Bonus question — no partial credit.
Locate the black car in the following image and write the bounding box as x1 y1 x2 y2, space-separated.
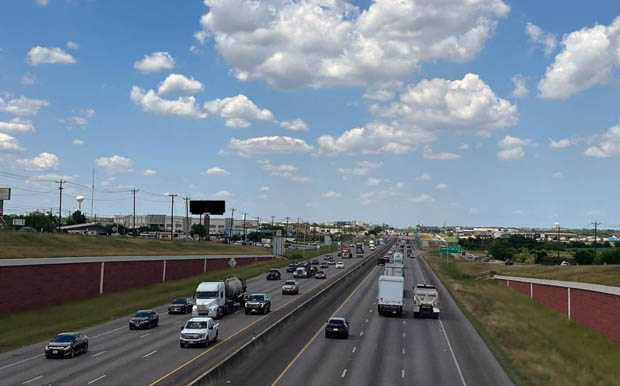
168 298 192 314
266 269 282 280
315 270 326 279
308 266 318 276
311 259 320 265
286 264 297 273
129 310 159 329
45 332 88 358
320 262 329 268
245 293 271 314
325 317 349 339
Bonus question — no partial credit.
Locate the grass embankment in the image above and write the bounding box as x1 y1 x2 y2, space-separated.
425 251 620 386
284 243 340 261
0 232 269 259
0 258 289 354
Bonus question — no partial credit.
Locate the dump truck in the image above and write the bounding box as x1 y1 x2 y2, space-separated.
413 284 440 319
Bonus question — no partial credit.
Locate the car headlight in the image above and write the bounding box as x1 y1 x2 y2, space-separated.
192 305 197 311
45 345 49 350
210 306 218 310
260 302 265 307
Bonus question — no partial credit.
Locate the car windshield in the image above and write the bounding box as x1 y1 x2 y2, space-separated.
172 298 186 304
53 334 75 342
135 312 151 317
317 271 325 274
248 295 265 301
285 281 296 285
185 321 208 329
196 291 218 299
329 320 345 326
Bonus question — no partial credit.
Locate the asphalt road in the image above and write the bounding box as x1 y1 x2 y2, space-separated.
0 250 372 386
216 243 513 386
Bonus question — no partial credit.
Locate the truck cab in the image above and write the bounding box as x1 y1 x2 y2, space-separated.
193 282 225 318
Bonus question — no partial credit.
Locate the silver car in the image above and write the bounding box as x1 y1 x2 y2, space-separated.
282 280 299 295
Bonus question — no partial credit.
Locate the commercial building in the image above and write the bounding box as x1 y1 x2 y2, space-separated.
113 215 258 235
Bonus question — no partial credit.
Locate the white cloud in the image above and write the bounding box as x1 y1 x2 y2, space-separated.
204 94 274 128
365 177 381 186
195 0 509 89
257 193 268 199
66 41 79 50
0 118 35 133
538 17 620 99
548 138 571 149
552 171 563 179
319 121 435 155
525 22 557 55
338 160 384 176
511 74 529 98
203 166 230 176
214 190 233 198
144 169 157 176
134 51 175 73
584 121 620 158
36 0 49 6
157 73 204 96
376 73 518 136
15 152 59 170
228 136 313 156
259 160 297 177
280 119 308 131
0 133 23 151
323 191 342 198
423 146 460 160
60 108 95 129
418 173 431 181
409 193 434 203
497 135 533 160
459 143 470 150
360 191 376 205
72 139 85 145
290 176 311 183
95 155 134 174
363 81 403 101
27 46 76 65
0 95 49 116
258 186 269 192
435 183 448 191
21 74 37 85
130 86 206 119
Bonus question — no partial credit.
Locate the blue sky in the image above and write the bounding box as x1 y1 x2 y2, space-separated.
1 0 619 228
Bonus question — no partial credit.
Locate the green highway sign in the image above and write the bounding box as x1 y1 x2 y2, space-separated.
440 245 462 254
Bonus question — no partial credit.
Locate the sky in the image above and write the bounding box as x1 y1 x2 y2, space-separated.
1 0 619 229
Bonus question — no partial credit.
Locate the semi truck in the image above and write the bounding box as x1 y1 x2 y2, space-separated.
413 284 440 319
383 263 404 277
377 275 404 317
192 276 247 319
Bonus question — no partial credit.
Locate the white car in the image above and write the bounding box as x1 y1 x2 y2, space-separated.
335 262 345 269
179 317 219 348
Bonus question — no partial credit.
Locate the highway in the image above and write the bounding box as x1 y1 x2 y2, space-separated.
0 248 375 386
210 243 513 386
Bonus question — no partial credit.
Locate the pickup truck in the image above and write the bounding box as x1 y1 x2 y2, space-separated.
179 317 219 347
413 284 440 319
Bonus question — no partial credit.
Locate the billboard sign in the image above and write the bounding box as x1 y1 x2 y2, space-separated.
190 200 225 215
0 188 10 200
13 218 25 226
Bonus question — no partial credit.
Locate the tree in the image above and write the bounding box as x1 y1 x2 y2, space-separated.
191 224 206 238
596 249 620 265
247 232 262 243
66 210 87 226
574 249 595 265
368 226 383 235
25 211 57 232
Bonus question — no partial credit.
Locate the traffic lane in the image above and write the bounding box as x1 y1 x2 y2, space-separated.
276 265 383 386
1 254 353 385
416 256 513 386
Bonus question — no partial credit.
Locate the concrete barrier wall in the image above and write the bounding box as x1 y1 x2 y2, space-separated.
0 255 274 316
495 275 620 345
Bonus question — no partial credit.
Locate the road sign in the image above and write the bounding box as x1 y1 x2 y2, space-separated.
228 257 237 268
440 245 462 254
0 188 10 200
13 218 25 226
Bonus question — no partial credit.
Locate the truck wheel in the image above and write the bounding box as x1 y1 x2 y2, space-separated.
245 309 249 315
413 312 418 318
213 331 218 342
433 313 439 320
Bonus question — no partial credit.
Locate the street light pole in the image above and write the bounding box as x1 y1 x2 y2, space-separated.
554 221 560 264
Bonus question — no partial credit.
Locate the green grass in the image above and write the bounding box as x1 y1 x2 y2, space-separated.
0 257 288 353
0 232 270 259
426 251 620 386
284 243 340 261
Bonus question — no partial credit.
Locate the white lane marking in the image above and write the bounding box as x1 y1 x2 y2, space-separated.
90 326 126 339
402 348 405 355
352 346 356 353
341 369 348 378
402 370 405 379
402 332 405 338
175 320 184 324
22 375 43 384
359 331 364 336
88 374 106 384
139 333 150 338
365 319 368 323
403 320 406 325
439 318 467 386
143 350 157 358
0 354 43 371
91 351 107 358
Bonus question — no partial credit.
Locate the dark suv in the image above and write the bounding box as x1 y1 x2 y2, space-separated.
311 259 320 265
266 269 282 280
245 293 271 314
45 332 88 358
325 317 350 339
168 298 192 314
286 264 297 273
129 310 159 329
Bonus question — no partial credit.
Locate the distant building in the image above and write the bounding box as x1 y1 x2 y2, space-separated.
60 222 109 236
113 215 258 235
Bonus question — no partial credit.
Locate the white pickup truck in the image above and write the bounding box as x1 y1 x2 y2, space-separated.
179 317 219 347
377 275 404 317
413 284 440 319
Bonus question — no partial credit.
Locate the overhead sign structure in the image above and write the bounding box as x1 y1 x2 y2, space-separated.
0 188 11 201
190 200 225 215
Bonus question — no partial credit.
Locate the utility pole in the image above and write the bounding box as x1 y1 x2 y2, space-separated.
270 215 275 239
297 217 301 243
242 212 247 243
90 168 95 220
57 179 64 232
131 188 139 236
593 221 600 261
229 208 236 239
183 196 191 235
285 216 290 239
168 194 177 240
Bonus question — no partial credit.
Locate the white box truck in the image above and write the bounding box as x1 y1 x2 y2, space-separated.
192 276 247 319
383 263 404 277
377 275 404 317
392 251 404 264
413 284 440 319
